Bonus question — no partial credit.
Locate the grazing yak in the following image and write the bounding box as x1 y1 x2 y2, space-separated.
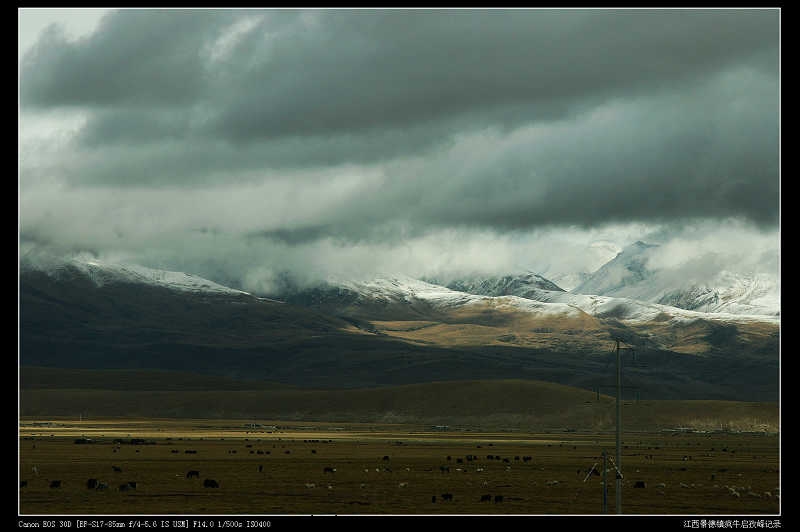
87 478 98 489
118 481 136 492
186 470 200 479
204 479 220 488
49 480 62 488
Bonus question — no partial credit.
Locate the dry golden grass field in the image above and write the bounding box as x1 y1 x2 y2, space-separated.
18 418 779 515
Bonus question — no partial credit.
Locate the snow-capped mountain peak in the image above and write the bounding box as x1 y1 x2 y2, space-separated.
571 241 779 318
573 241 658 296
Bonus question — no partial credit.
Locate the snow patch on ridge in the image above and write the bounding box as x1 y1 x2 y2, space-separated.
24 255 255 297
332 274 779 326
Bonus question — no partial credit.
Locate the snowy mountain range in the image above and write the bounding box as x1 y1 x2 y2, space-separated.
19 251 780 400
20 250 779 324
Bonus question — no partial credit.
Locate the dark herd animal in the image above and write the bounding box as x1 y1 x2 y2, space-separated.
118 482 137 492
27 436 570 506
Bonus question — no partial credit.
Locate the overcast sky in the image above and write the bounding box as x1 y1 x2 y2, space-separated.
18 8 780 293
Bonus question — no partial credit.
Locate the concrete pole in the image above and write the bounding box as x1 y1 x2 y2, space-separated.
602 450 608 514
616 339 622 514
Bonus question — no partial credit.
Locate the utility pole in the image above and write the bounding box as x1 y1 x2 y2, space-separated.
615 338 622 514
602 450 608 514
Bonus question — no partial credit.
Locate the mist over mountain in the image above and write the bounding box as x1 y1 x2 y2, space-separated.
571 241 779 317
574 241 658 296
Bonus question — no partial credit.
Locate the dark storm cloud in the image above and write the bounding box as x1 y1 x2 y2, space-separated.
305 67 779 237
19 8 779 243
20 9 237 107
22 9 778 140
207 9 778 142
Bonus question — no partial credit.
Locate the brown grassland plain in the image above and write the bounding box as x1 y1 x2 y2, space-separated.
19 419 779 515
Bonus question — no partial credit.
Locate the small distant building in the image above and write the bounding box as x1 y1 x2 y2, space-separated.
432 425 449 431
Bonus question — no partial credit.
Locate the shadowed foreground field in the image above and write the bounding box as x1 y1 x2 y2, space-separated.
19 419 779 515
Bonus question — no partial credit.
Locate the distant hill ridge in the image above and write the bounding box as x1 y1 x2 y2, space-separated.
19 368 778 432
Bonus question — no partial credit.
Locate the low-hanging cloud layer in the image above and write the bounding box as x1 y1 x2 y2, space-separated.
19 8 780 292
